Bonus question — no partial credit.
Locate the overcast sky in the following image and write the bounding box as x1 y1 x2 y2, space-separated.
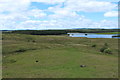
0 0 119 30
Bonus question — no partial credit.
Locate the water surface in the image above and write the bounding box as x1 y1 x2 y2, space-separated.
67 33 120 38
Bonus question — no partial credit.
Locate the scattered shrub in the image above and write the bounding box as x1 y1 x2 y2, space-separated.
91 44 96 47
100 46 112 54
3 59 16 63
9 59 16 63
32 40 36 42
100 43 109 53
27 40 30 42
27 39 36 43
104 43 108 47
31 48 37 50
26 37 34 42
15 48 27 53
100 47 108 52
104 48 112 54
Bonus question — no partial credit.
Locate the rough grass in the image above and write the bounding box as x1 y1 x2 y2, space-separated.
96 32 120 34
2 33 119 78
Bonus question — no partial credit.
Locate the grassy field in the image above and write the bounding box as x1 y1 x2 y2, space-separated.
2 33 119 78
96 32 120 34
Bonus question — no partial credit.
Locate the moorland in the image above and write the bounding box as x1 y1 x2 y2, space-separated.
2 29 119 78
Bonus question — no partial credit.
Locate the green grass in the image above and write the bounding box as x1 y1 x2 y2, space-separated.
2 33 119 78
96 32 120 34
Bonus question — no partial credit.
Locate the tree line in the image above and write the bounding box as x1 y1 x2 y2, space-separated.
3 29 119 35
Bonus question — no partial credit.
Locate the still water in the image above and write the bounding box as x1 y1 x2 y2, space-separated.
67 33 120 38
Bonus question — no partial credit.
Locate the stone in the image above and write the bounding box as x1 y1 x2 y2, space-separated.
80 65 86 67
36 60 38 62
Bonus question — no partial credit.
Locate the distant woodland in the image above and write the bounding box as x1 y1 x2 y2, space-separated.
2 29 119 35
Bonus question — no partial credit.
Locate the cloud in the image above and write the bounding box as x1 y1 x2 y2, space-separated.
0 0 118 30
0 0 30 13
26 9 47 18
14 15 118 30
0 0 117 13
31 0 65 4
98 20 118 29
97 0 119 2
64 0 117 12
104 11 118 17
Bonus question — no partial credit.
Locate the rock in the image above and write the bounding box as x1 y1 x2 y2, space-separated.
85 34 87 36
36 60 38 63
80 65 86 67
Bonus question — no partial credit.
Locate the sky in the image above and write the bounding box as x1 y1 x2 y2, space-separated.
0 0 119 30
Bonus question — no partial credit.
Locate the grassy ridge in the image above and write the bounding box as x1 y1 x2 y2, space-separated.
2 33 119 78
